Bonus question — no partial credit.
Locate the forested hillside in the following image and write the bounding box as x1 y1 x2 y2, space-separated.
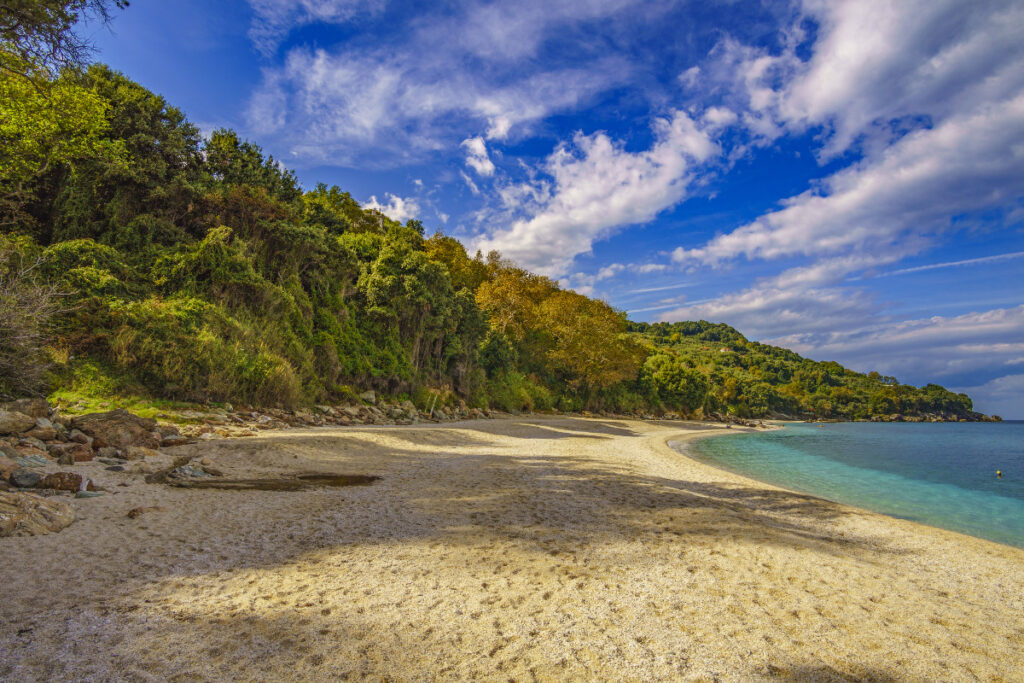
0 53 990 421
631 322 991 421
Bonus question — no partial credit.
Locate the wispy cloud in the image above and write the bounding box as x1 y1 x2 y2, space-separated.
628 281 695 294
673 92 1024 268
247 0 385 56
629 297 710 315
767 305 1024 390
860 251 1024 279
952 373 1024 418
461 136 495 177
460 171 480 196
245 1 639 167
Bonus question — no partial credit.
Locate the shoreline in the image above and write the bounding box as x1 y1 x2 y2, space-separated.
667 421 1024 552
2 415 1022 680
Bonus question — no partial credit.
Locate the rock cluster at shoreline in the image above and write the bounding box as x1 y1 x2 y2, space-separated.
0 400 183 467
163 402 772 440
1 394 764 530
0 400 185 526
165 394 497 440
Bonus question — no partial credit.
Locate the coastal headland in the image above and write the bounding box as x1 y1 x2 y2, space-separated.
2 416 1022 681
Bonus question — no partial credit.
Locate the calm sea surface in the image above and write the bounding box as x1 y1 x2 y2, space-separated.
682 421 1024 548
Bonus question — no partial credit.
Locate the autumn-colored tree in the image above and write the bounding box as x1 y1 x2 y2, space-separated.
475 262 558 342
424 233 487 292
538 290 644 397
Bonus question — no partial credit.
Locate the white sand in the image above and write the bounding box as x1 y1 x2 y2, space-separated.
1 416 1022 681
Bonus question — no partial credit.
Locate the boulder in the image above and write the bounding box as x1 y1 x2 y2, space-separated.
169 464 212 478
38 472 94 492
0 455 16 481
156 423 181 437
18 436 48 452
25 417 58 441
160 435 191 448
0 398 50 419
70 409 160 450
9 469 42 488
0 411 36 436
48 442 94 463
12 453 50 468
68 429 93 445
0 491 75 537
359 390 377 404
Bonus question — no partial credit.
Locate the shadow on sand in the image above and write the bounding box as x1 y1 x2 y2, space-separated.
11 418 900 590
0 417 923 681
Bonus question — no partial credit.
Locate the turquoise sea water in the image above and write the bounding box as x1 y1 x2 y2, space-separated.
684 421 1024 548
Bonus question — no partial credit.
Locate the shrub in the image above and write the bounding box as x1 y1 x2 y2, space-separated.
108 296 303 407
0 239 62 398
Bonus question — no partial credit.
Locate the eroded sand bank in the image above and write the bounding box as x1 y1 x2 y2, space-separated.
1 416 1022 681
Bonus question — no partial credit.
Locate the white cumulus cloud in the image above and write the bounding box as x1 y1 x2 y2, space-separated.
363 193 420 223
475 110 719 276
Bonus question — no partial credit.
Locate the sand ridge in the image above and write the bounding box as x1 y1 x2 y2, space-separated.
1 416 1022 681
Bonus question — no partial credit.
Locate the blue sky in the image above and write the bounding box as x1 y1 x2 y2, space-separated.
88 0 1024 417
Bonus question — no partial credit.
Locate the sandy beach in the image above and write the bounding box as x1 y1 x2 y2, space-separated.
1 416 1022 681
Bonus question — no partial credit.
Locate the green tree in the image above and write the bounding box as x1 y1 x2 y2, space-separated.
205 128 300 203
44 64 201 248
0 58 123 227
643 353 709 413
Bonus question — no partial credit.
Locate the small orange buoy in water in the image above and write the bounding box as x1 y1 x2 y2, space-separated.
996 470 1002 479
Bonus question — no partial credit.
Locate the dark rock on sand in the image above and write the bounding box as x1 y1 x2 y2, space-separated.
9 470 43 488
37 472 94 492
127 506 162 518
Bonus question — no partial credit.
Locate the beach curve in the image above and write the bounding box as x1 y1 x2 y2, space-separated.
1 415 1022 681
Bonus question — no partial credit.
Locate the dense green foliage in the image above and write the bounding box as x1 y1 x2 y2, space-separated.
0 54 985 420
